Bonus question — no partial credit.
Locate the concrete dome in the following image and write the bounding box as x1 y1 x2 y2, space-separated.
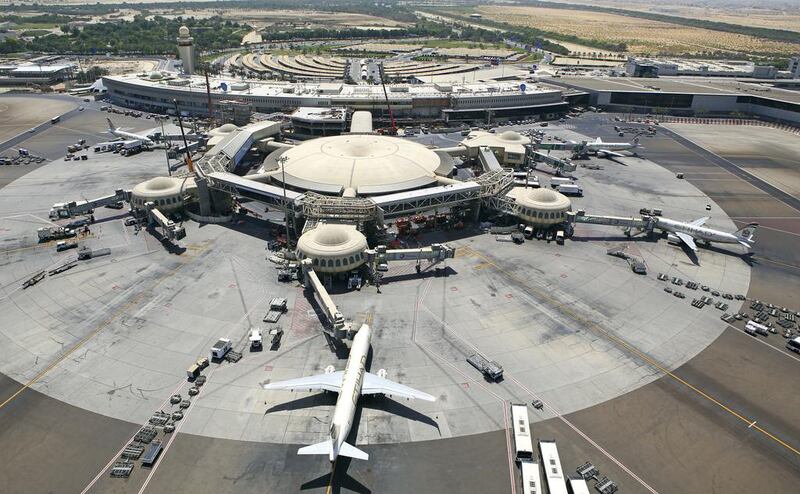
507 186 571 226
179 26 190 37
498 130 524 142
264 134 444 195
131 176 193 212
148 71 163 80
209 123 238 136
296 224 368 274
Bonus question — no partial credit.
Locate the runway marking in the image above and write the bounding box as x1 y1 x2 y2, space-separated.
0 244 210 411
749 420 757 429
462 246 800 459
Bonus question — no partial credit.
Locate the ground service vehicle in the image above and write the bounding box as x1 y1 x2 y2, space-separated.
211 338 232 359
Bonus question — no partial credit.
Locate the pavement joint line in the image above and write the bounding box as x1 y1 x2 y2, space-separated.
661 127 800 214
0 242 210 411
422 263 659 493
463 245 800 459
411 278 517 494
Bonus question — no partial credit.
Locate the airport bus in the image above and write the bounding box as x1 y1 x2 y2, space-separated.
567 476 591 494
511 403 534 461
520 460 542 494
50 115 61 124
539 440 568 494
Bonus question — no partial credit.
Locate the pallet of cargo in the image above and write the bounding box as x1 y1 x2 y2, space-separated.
133 425 158 444
225 350 242 363
121 443 145 460
110 460 134 478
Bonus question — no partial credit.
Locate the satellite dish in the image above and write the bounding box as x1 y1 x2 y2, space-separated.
220 82 228 91
519 83 527 92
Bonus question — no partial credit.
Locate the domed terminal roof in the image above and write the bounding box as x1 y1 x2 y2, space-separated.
498 130 525 142
148 71 163 80
133 176 184 198
264 134 444 195
296 224 368 273
209 123 238 136
507 186 572 211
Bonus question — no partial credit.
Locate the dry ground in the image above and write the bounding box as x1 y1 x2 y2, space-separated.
478 5 799 55
548 1 800 33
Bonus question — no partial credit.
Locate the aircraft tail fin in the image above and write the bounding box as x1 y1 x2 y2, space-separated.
595 137 602 144
338 442 369 460
106 118 116 131
735 223 758 244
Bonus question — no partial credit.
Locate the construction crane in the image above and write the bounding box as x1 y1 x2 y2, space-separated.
378 62 397 135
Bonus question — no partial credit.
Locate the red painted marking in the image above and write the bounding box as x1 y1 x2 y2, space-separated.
264 365 273 371
505 293 513 299
450 286 459 291
461 383 470 389
229 283 237 288
560 274 568 278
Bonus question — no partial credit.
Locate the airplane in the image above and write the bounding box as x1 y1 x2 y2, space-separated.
655 216 758 252
106 118 155 146
262 324 435 462
574 137 640 158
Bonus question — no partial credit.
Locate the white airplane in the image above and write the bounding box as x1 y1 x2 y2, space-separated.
655 216 758 252
106 118 154 146
577 137 640 158
262 324 435 462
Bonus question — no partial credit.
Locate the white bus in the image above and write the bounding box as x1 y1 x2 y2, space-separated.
520 460 542 494
567 476 591 494
511 403 534 461
539 440 568 494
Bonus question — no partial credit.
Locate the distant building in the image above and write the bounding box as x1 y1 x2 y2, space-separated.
291 107 348 139
0 63 74 86
176 26 196 75
789 57 800 79
626 57 775 79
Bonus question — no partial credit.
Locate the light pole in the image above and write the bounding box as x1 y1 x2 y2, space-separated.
278 155 291 248
157 116 171 176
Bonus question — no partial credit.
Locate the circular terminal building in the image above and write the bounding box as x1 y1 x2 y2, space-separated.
131 176 195 211
296 223 368 273
262 134 453 196
507 187 572 225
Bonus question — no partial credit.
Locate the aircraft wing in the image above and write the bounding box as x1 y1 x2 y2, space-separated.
675 231 698 251
598 149 625 158
689 216 709 227
262 371 344 393
361 372 436 401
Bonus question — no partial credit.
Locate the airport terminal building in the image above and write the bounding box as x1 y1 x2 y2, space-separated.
548 76 800 125
101 72 569 123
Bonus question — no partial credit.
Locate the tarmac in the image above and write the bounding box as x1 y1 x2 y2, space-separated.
0 97 798 493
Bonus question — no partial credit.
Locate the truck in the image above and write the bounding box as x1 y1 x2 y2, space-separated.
38 226 76 242
55 240 78 252
51 115 61 124
249 328 263 350
556 184 583 197
210 338 232 359
467 353 503 381
550 177 572 188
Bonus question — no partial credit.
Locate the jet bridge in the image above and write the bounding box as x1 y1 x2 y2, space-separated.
529 150 577 175
301 259 352 341
367 243 455 273
49 189 131 219
567 210 656 236
206 171 300 212
145 202 186 242
477 146 503 173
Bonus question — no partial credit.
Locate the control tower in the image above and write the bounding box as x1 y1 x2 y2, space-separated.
176 25 196 75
